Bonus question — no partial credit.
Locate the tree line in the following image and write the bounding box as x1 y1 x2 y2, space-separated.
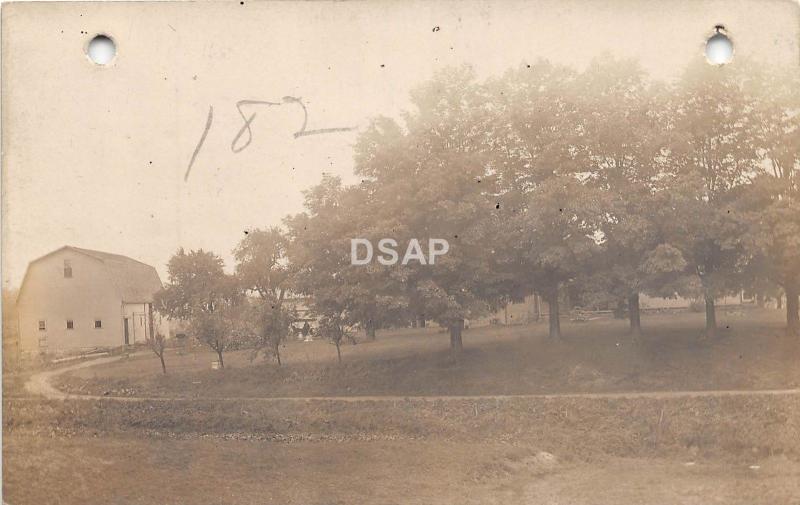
154 55 800 369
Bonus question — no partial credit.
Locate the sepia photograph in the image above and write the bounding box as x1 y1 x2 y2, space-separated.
2 1 800 503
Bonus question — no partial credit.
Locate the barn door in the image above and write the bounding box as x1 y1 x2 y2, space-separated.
134 313 146 342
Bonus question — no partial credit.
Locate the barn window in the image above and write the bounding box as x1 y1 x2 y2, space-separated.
94 319 102 329
63 260 73 278
38 320 46 331
66 320 74 330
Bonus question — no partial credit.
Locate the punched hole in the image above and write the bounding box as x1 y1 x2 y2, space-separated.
86 34 116 65
705 25 734 65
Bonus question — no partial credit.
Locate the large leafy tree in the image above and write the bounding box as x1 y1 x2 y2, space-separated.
501 178 604 338
664 60 761 338
234 227 290 302
353 67 509 351
739 176 800 335
285 176 407 346
578 57 687 338
488 61 602 339
745 68 800 335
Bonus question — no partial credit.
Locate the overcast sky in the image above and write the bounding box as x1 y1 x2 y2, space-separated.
3 0 799 288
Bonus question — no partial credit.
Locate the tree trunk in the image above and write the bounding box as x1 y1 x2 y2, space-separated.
418 315 426 328
533 295 541 322
216 348 225 369
365 320 376 340
613 299 626 319
629 292 642 339
786 284 799 337
756 293 765 308
335 341 342 364
449 319 464 352
777 292 784 309
275 344 282 366
159 352 167 374
704 294 717 339
547 289 561 339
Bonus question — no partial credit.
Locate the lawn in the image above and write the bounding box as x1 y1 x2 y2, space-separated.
55 308 800 398
6 308 800 505
4 434 800 505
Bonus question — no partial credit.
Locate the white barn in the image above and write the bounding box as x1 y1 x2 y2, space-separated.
16 246 166 355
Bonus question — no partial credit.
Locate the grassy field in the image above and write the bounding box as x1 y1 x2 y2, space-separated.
6 307 800 504
5 434 800 505
55 308 800 398
5 390 800 504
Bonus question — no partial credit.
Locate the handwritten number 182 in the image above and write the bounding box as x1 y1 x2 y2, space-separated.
184 96 355 182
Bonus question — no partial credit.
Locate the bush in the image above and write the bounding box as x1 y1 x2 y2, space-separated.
688 299 705 313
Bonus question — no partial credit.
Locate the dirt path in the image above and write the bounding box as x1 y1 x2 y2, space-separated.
23 354 800 403
23 355 142 400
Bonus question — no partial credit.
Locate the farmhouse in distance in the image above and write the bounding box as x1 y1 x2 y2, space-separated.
16 246 166 355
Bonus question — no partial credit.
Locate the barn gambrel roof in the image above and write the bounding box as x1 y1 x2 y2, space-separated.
18 246 163 303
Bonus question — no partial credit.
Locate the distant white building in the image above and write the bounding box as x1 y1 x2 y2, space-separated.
479 291 754 327
638 292 750 310
16 246 167 354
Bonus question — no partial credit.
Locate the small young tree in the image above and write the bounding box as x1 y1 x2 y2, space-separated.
146 303 168 374
189 302 244 369
234 227 298 364
317 312 352 364
248 302 296 366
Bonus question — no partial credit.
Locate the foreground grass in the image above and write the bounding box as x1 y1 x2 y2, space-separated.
8 309 800 505
4 433 800 505
6 389 800 504
7 393 800 458
56 309 800 398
